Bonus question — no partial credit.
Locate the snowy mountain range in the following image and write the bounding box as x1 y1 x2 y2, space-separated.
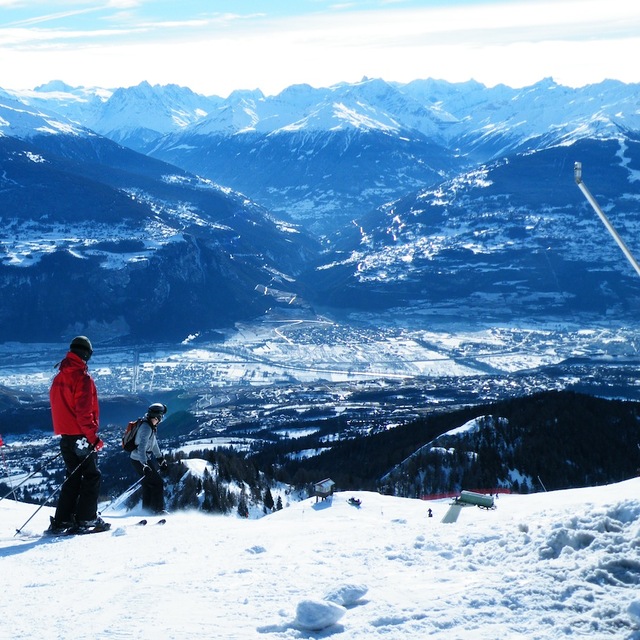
6 76 640 232
2 77 640 342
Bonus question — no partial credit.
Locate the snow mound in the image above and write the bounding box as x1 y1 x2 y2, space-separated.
629 600 640 623
294 598 347 631
325 583 369 607
539 526 596 559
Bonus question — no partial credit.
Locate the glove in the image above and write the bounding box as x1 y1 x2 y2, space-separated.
142 464 153 477
74 437 92 457
92 438 104 452
158 457 168 471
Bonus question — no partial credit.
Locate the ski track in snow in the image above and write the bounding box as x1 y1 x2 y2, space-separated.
1 479 640 639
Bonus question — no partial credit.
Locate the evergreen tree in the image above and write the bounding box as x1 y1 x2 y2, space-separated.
237 493 249 518
263 487 274 511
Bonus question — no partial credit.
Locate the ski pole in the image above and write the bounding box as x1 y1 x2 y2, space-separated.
574 162 640 278
0 450 64 504
0 434 14 501
14 453 90 535
99 476 144 515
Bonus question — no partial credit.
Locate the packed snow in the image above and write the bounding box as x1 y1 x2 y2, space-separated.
1 478 639 639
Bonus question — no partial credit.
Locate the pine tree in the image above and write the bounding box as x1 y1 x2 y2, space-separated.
237 494 249 518
263 487 274 511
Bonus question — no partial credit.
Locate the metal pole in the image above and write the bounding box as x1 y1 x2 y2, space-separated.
537 476 548 492
0 450 63 503
574 162 640 278
0 436 15 501
99 476 144 515
14 453 90 535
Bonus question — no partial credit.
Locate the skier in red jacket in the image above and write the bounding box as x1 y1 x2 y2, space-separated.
46 336 109 534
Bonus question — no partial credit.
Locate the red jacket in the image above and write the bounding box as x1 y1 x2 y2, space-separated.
50 351 99 441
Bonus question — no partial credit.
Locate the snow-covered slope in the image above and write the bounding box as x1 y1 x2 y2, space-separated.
1 479 639 639
0 93 91 139
86 81 220 148
2 80 219 149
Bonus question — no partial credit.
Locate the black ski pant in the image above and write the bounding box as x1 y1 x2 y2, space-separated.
55 435 101 524
131 459 165 514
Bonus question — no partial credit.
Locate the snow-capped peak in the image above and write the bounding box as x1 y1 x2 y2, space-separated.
0 95 89 139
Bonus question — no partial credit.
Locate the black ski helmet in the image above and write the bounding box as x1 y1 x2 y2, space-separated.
69 335 93 361
146 403 167 421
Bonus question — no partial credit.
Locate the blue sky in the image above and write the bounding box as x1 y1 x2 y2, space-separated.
1 0 639 96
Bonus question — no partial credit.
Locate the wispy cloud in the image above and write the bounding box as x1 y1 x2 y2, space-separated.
106 0 141 7
4 7 104 28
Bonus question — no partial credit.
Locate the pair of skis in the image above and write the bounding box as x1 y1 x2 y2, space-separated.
37 517 166 539
134 518 167 527
70 517 167 534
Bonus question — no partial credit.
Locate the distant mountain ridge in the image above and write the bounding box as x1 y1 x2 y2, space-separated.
9 76 639 149
6 77 640 232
